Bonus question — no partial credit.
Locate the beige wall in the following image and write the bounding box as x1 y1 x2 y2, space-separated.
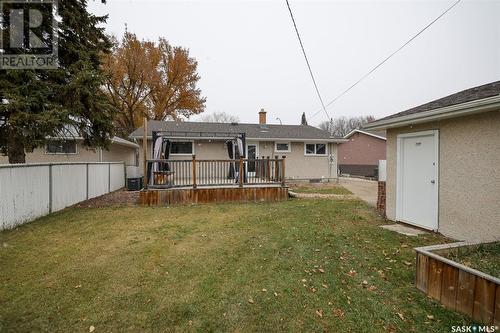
137 139 338 180
386 110 500 241
0 141 137 166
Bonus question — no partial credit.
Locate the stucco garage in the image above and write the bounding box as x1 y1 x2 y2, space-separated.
365 81 500 241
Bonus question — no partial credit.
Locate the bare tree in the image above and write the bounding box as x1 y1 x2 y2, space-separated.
318 121 330 131
200 111 239 123
318 115 375 137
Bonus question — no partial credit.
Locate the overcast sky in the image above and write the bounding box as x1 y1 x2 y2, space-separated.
88 0 500 126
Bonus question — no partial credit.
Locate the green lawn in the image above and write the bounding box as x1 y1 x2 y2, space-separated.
290 185 353 195
0 199 470 332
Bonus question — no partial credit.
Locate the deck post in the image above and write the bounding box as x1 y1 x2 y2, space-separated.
266 156 271 182
143 117 148 189
192 154 197 189
274 155 279 182
239 157 244 188
281 156 286 187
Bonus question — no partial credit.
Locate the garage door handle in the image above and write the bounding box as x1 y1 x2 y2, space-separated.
430 180 435 184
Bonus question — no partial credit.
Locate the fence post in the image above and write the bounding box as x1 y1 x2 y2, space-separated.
108 163 111 193
48 164 53 213
86 163 89 199
192 154 197 189
239 156 244 188
281 156 286 187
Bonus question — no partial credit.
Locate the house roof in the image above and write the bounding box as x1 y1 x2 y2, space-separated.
129 120 346 142
343 129 386 140
111 136 139 149
364 80 500 130
51 125 139 148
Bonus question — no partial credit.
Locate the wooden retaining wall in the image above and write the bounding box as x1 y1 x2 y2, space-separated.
139 186 289 206
415 242 500 325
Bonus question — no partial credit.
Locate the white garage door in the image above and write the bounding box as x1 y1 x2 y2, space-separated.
396 130 439 230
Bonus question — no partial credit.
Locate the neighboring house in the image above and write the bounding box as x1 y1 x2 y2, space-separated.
364 81 500 241
129 110 346 180
0 136 139 166
337 129 386 178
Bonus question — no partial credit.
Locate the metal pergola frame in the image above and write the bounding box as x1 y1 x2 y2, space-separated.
151 130 246 158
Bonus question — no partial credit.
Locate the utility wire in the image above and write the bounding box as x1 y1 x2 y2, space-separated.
285 0 330 122
310 0 462 121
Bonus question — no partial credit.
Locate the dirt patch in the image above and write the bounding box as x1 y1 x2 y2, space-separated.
75 189 139 208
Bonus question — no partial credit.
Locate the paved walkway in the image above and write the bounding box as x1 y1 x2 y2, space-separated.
338 177 378 206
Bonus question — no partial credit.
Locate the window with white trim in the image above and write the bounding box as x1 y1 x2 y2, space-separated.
305 143 327 156
275 142 291 153
46 140 77 154
170 141 193 155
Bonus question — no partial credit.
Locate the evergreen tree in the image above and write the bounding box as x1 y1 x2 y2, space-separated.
301 112 308 125
0 0 115 163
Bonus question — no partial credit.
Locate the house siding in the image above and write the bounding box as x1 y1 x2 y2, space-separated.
338 132 386 177
0 141 137 166
385 111 500 241
137 139 338 180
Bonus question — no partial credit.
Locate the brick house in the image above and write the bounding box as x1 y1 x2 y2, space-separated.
337 129 386 178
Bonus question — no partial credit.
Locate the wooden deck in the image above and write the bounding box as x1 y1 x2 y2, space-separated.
415 242 500 325
139 185 289 206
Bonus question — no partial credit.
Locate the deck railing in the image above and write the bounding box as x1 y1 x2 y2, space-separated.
146 155 286 189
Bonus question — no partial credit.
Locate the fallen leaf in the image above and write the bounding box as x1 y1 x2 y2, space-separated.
396 312 405 321
333 308 345 319
426 315 434 320
315 309 323 318
188 320 193 326
348 269 357 277
322 284 328 288
89 326 95 333
318 268 325 273
261 288 267 292
367 285 377 292
248 298 254 304
403 261 412 266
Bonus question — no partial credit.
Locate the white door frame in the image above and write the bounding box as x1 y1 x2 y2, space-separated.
396 130 439 231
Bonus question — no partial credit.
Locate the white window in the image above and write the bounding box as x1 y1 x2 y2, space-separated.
304 143 327 156
170 141 194 155
46 140 77 154
275 142 291 153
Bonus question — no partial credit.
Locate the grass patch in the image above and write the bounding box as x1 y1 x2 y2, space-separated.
291 186 352 195
0 199 469 332
444 242 500 278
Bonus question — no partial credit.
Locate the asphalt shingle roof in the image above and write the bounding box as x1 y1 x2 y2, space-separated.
376 80 500 122
129 121 340 140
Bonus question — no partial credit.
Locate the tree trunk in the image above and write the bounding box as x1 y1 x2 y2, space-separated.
8 134 26 164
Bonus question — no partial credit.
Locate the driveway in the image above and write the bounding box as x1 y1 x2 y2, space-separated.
339 177 378 206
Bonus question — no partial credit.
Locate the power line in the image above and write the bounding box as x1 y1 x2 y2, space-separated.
285 0 330 122
310 0 462 121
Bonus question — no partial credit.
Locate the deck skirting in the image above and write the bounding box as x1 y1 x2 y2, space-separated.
139 186 288 206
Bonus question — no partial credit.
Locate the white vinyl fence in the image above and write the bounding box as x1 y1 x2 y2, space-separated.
0 162 125 230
